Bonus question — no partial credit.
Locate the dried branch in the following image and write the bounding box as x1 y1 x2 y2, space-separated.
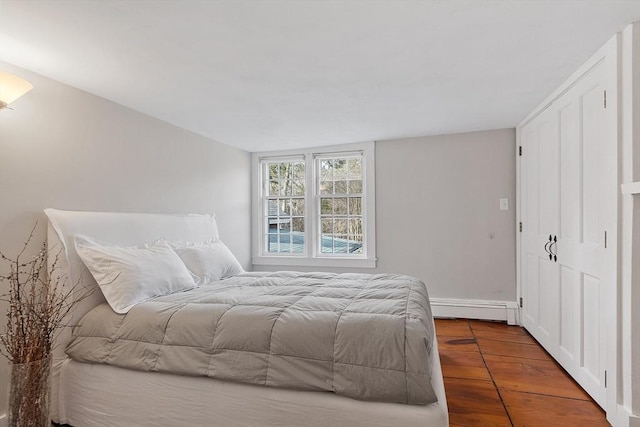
0 222 93 364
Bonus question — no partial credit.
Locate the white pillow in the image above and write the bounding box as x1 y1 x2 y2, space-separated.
75 236 196 314
168 240 244 285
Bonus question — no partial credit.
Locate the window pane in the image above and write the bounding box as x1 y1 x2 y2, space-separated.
334 235 348 253
291 233 304 253
320 160 333 179
321 218 333 233
321 198 333 215
349 238 363 254
279 219 291 232
320 181 333 195
348 218 362 235
279 234 291 252
268 199 278 216
334 219 347 235
321 235 333 253
269 164 279 180
291 199 305 215
280 179 292 196
268 233 278 252
267 218 278 234
348 197 362 215
334 198 347 215
269 181 279 196
333 159 348 179
292 180 305 196
348 180 362 194
347 158 362 178
292 217 305 233
293 162 305 179
334 180 347 194
276 199 288 216
279 163 292 180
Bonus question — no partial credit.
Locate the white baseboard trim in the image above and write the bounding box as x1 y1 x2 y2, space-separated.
615 404 640 427
0 413 6 427
431 298 520 325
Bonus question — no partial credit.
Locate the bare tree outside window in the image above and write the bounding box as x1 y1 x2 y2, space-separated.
318 157 364 254
261 152 366 257
265 160 305 253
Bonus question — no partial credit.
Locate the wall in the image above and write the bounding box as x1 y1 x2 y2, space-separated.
375 129 516 301
255 129 517 303
0 63 251 419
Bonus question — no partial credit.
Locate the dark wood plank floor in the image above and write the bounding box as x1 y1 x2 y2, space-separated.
435 318 609 427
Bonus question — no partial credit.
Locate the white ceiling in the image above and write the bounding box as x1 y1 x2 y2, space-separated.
1 1 639 152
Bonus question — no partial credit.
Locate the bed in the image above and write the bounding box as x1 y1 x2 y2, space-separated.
44 208 449 427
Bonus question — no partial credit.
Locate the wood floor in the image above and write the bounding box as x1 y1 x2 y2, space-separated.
435 318 609 427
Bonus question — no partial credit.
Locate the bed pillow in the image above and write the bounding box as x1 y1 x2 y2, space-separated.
168 239 244 284
75 236 196 314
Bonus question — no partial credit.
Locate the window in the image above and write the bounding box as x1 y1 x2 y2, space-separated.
318 155 363 255
264 158 306 254
252 142 376 268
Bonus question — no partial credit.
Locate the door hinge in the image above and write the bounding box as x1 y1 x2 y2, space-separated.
519 297 523 308
604 231 607 249
519 146 523 156
604 90 607 108
604 370 607 387
519 222 523 232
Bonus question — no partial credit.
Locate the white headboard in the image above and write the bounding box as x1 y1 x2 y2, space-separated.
44 208 219 357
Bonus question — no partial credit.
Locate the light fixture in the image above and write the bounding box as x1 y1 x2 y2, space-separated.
0 71 34 109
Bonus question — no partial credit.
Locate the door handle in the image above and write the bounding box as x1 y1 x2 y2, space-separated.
544 235 553 260
549 235 558 262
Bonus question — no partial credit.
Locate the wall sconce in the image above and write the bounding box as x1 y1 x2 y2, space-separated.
0 71 34 109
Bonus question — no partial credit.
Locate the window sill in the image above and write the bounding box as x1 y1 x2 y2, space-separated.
252 256 377 269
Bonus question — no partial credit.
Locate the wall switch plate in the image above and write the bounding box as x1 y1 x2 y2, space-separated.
500 198 509 211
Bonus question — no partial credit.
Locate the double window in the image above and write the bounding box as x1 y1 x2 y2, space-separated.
252 142 376 268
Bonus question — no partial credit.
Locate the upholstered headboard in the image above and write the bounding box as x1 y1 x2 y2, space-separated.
44 208 219 356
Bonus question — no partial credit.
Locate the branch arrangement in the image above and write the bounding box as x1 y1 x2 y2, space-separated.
0 223 86 364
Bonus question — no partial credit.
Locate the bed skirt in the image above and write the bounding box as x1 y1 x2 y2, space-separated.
51 325 448 427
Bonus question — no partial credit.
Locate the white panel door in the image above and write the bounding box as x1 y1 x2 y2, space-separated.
520 107 560 354
519 60 611 407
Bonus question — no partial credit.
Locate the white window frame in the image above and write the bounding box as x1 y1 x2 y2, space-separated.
252 141 376 268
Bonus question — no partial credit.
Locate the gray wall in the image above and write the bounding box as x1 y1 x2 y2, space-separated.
0 63 251 416
255 129 517 302
376 129 516 300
